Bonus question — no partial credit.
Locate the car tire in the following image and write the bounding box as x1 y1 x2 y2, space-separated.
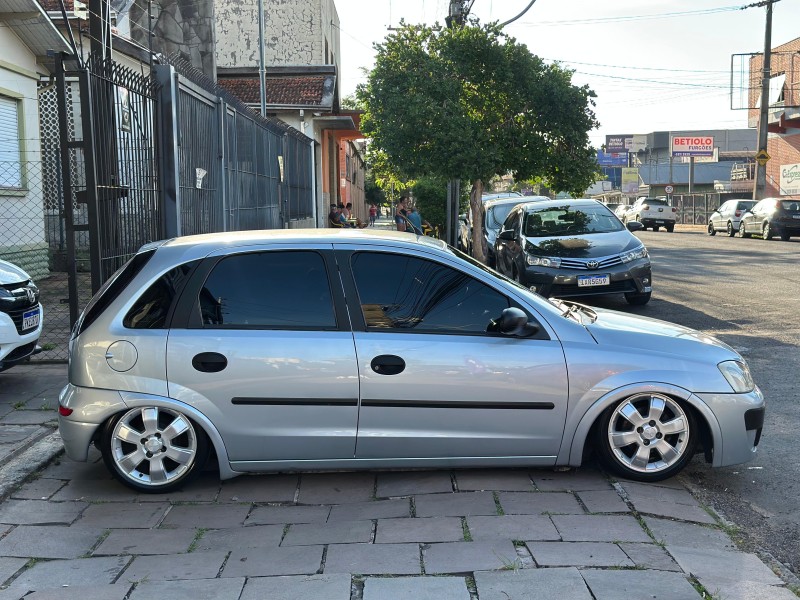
707 222 716 236
653 226 660 232
726 221 735 237
665 223 675 233
780 232 790 241
595 393 698 482
738 223 750 238
100 406 209 493
624 291 651 305
762 222 773 240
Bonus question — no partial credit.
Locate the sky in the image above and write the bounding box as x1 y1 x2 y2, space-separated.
332 0 800 148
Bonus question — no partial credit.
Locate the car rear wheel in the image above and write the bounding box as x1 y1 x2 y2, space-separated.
780 232 791 241
596 393 697 482
100 406 209 493
762 222 773 240
624 291 651 305
665 223 674 233
653 226 660 232
707 222 716 236
726 221 735 237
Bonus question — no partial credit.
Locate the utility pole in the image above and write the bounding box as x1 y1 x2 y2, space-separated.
257 0 267 115
752 0 777 200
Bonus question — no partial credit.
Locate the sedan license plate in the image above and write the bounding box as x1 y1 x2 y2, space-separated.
578 274 610 287
22 308 40 331
793 215 800 220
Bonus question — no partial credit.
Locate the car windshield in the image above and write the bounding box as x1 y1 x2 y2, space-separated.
487 203 518 229
523 205 624 237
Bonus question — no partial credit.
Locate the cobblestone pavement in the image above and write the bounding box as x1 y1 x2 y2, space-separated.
0 366 797 599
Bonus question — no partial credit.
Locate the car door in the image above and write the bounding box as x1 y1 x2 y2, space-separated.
336 246 569 461
713 201 728 230
166 246 360 461
495 209 520 276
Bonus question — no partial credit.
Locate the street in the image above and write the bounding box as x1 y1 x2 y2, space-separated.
583 227 800 579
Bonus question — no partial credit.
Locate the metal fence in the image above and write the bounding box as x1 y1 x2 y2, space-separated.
672 194 723 225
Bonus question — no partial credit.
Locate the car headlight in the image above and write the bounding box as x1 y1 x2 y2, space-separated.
718 360 755 393
620 245 648 263
526 255 561 268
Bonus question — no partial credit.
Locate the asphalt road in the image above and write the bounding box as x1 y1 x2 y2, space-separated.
579 227 800 581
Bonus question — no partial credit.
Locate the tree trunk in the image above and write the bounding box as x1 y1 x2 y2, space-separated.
470 179 486 263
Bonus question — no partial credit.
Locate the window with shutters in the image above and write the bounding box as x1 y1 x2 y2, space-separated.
0 95 23 189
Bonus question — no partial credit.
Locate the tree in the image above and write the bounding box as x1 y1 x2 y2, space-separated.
358 21 599 262
412 176 468 232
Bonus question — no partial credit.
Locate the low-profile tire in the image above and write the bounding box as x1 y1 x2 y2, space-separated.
762 222 773 240
665 223 675 233
100 406 209 493
595 393 698 482
707 222 716 236
726 221 735 237
738 223 750 238
624 291 651 305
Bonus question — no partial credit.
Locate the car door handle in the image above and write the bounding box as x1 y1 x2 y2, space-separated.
192 352 228 373
370 355 405 376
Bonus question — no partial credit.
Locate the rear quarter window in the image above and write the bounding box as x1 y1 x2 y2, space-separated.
123 261 199 329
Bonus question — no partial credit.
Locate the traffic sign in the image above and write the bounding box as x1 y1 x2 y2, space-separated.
664 185 674 194
755 149 770 166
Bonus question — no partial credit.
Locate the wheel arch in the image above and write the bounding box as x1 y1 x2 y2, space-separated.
563 382 722 467
106 392 239 480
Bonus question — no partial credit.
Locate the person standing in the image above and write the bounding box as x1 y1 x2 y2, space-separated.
395 198 408 232
369 204 377 226
407 205 430 235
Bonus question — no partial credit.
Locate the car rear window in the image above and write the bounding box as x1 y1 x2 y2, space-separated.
76 249 156 337
780 201 800 211
643 199 668 206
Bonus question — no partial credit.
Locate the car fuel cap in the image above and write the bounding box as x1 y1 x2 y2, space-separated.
105 341 138 372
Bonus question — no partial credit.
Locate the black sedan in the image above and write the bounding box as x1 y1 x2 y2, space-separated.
494 199 652 305
737 197 800 241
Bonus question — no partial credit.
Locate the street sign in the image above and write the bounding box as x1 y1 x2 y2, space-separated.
665 185 674 194
755 149 771 166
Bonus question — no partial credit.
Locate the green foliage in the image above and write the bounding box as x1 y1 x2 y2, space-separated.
411 176 467 230
364 170 387 206
357 20 600 196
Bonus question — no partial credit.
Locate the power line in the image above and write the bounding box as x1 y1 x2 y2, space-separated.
540 57 731 75
512 4 743 27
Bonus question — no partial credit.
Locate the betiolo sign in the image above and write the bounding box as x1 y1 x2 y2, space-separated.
671 136 715 158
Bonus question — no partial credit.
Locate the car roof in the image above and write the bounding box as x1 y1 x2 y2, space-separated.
518 198 603 212
484 195 549 209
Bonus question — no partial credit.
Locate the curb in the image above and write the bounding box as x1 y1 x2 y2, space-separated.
0 431 64 501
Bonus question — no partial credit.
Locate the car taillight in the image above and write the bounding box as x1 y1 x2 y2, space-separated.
642 204 650 210
735 210 742 217
58 405 73 417
671 207 677 213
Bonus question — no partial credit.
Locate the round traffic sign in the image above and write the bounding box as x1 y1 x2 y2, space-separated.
665 185 674 194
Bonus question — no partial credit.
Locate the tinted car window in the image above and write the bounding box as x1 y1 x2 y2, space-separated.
199 251 335 328
124 261 198 329
780 201 800 211
641 198 668 206
523 204 624 237
351 252 509 334
737 201 756 211
487 203 518 229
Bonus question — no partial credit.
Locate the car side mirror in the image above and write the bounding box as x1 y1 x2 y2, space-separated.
626 221 644 232
498 229 515 241
488 307 540 337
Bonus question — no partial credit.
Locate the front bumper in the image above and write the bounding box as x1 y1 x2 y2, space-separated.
695 386 765 467
520 259 652 299
0 304 43 370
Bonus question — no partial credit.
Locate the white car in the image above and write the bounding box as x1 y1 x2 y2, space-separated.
0 259 43 372
623 197 677 232
707 199 757 237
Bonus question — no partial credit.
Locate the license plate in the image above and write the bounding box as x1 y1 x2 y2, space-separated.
578 274 610 287
654 220 665 224
793 215 800 220
22 308 40 331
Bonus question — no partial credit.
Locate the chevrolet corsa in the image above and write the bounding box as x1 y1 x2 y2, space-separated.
58 230 764 492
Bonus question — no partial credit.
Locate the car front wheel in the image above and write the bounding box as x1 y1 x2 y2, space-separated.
100 406 209 493
596 393 697 482
707 222 716 236
763 222 773 240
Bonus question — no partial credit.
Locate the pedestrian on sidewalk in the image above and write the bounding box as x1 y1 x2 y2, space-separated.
407 205 431 235
395 197 408 232
369 204 377 226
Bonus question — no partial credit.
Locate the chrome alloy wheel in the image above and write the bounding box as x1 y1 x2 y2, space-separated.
110 407 199 486
606 393 690 474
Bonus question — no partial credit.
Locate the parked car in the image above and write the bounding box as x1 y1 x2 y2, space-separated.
0 259 43 372
58 229 764 492
614 204 630 220
622 197 677 232
483 196 549 267
482 192 523 203
494 199 652 305
707 200 756 237
737 197 800 241
457 212 472 255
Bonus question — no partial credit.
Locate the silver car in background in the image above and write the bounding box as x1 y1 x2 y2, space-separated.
483 196 549 267
58 230 764 493
707 199 756 237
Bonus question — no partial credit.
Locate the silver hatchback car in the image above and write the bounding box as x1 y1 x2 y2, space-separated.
58 230 765 492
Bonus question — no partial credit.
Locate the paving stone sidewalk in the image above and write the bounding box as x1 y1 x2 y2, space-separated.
0 364 797 599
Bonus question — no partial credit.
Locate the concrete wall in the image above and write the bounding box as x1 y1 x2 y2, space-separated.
0 26 49 279
216 0 339 71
